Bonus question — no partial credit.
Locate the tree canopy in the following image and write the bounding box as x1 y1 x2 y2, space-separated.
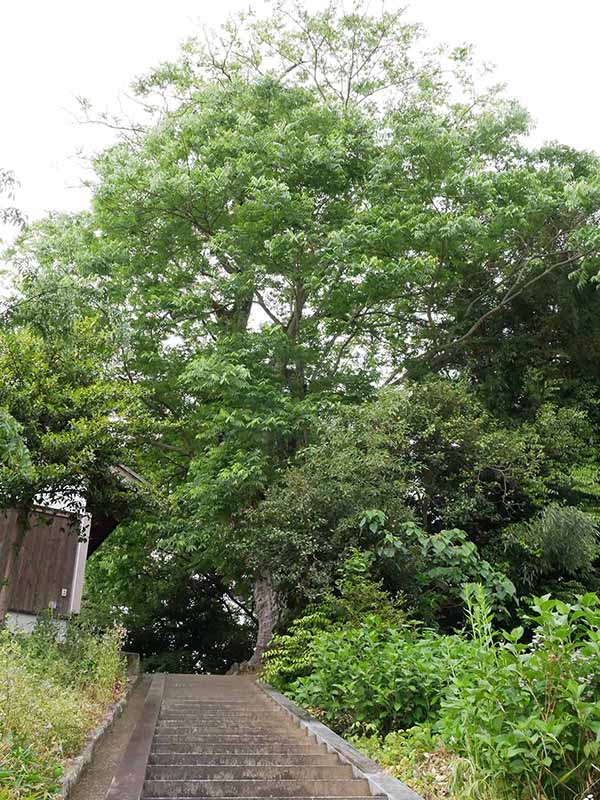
3 0 600 670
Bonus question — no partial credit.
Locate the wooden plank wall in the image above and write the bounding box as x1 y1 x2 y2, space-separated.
0 509 80 616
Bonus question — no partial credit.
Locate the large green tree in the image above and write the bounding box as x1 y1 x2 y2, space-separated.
7 1 600 661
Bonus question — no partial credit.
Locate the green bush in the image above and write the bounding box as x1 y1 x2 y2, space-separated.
351 725 455 800
262 608 331 690
289 617 469 734
0 620 126 800
263 549 406 692
439 585 600 800
377 521 516 623
271 584 600 800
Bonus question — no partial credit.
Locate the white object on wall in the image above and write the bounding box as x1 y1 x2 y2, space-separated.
5 611 68 642
69 512 90 614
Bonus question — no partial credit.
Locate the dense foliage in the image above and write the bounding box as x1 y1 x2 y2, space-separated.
266 581 600 800
0 621 125 800
244 381 597 623
0 323 144 512
83 521 254 673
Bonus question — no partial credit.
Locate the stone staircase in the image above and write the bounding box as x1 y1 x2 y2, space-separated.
141 675 381 800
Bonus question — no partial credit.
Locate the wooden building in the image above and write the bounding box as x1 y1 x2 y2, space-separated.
0 464 144 634
0 508 90 634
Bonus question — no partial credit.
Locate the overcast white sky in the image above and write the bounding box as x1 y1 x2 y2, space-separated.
1 0 599 233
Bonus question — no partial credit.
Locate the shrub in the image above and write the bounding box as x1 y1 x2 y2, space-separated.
263 549 406 692
377 521 516 623
0 621 125 800
503 504 600 596
351 725 455 800
272 584 600 800
262 608 331 690
438 585 600 800
289 616 469 734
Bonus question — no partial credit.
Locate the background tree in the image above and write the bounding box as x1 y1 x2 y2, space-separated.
0 316 147 624
83 521 254 673
238 381 596 623
0 321 143 511
0 169 23 229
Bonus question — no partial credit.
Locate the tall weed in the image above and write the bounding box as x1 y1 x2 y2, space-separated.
0 621 125 800
439 585 600 800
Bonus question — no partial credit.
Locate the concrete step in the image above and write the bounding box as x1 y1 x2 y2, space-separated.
158 718 284 725
142 779 372 798
161 701 270 706
156 718 290 727
152 739 327 755
160 702 274 708
162 698 270 714
161 698 264 703
148 754 341 767
158 718 296 725
151 744 325 755
155 725 297 736
146 766 354 781
159 708 285 722
160 698 265 703
152 736 311 746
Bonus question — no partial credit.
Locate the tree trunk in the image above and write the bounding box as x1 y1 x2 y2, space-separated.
247 572 282 668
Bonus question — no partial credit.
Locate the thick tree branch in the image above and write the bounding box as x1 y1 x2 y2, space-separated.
385 250 586 385
255 290 284 327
